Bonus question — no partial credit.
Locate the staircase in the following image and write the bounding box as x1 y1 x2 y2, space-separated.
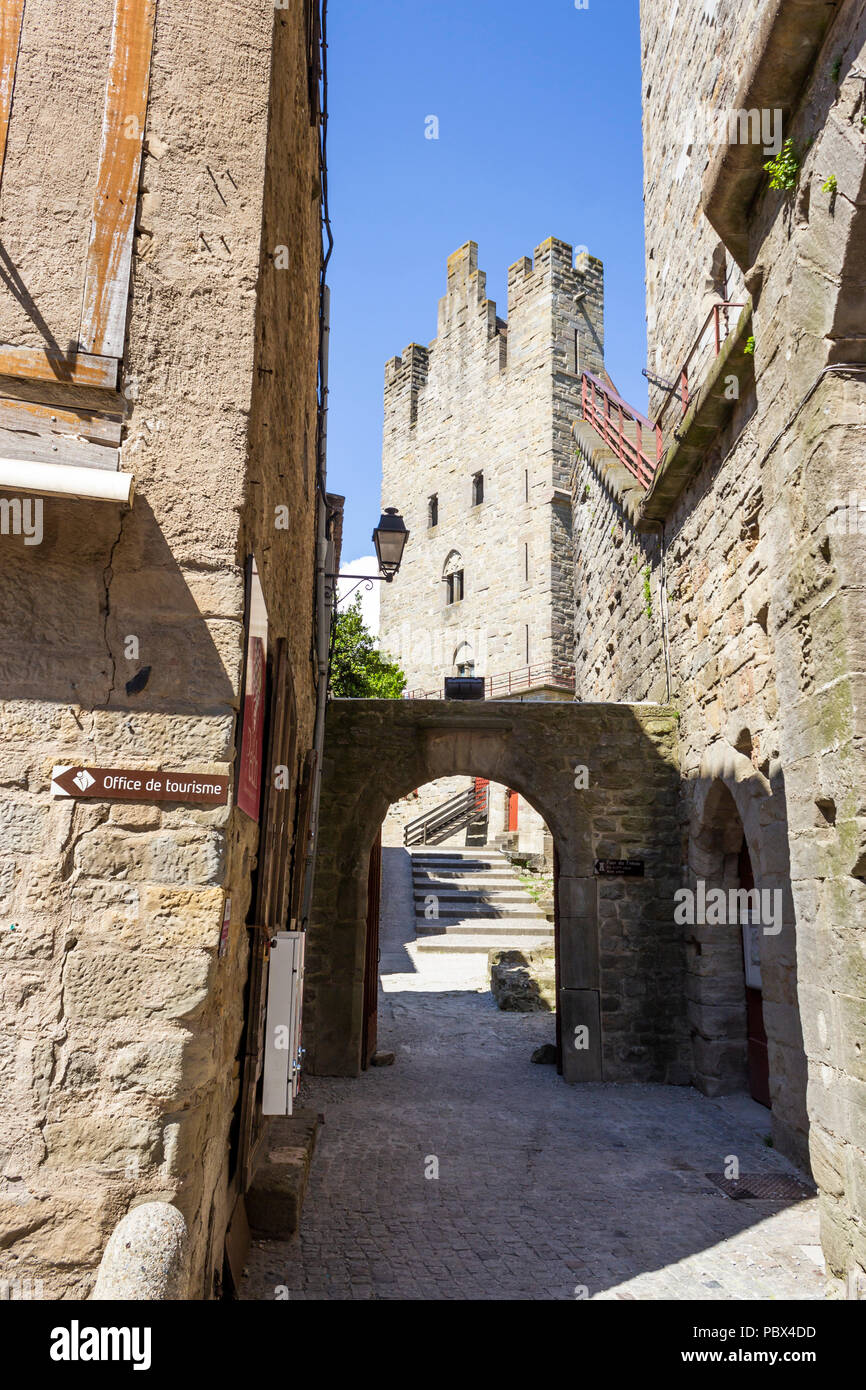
404 783 488 847
581 371 661 489
410 846 554 953
580 303 745 490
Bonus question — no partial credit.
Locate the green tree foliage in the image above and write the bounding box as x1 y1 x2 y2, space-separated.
330 596 406 698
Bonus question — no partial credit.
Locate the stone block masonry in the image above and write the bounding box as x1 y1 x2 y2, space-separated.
560 0 866 1282
379 238 604 694
0 1 323 1298
306 698 688 1089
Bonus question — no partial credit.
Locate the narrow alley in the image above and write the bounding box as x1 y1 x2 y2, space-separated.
240 846 824 1302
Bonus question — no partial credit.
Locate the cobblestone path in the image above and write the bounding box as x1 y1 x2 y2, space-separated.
240 848 825 1301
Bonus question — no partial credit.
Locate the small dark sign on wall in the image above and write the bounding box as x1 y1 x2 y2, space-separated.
594 858 645 877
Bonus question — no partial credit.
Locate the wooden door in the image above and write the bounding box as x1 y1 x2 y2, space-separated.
507 789 519 831
362 830 382 1069
739 840 770 1108
235 639 298 1190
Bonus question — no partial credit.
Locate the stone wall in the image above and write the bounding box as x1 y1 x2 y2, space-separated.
639 0 759 419
379 239 604 693
306 699 686 1088
561 0 866 1280
0 2 322 1298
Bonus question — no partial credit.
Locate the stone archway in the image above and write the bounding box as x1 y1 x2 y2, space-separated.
687 741 808 1165
303 698 687 1087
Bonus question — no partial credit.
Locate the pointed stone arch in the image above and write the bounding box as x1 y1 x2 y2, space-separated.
452 639 474 674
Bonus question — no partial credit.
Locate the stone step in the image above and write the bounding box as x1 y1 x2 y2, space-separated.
416 919 553 936
410 860 509 872
414 933 554 954
414 911 547 922
409 846 508 854
416 902 549 920
412 881 532 896
413 864 518 875
414 895 538 909
413 883 518 895
411 845 511 856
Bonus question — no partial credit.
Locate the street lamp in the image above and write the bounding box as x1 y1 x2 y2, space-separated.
372 507 409 580
328 506 409 606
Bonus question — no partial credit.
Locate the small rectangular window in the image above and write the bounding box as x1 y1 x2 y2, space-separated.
524 542 529 581
446 570 464 605
428 494 438 528
524 469 529 502
471 472 484 506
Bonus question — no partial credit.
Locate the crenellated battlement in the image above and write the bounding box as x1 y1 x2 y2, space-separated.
383 236 606 453
384 238 604 432
384 342 430 392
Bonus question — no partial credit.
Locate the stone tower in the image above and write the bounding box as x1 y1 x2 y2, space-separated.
379 238 604 697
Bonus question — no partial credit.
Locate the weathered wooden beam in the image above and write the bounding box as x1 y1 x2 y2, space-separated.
0 0 25 187
79 0 157 358
0 346 119 391
0 396 122 470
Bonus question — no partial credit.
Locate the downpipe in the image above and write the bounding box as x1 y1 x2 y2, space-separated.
301 285 331 928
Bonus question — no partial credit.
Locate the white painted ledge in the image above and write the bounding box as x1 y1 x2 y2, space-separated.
0 457 134 504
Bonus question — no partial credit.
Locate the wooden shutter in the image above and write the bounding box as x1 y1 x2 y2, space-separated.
0 0 25 183
0 0 156 488
79 0 157 357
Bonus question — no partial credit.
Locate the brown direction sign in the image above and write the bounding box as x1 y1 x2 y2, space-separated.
51 765 229 806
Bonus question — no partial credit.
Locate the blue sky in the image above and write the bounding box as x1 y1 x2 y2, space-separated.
325 0 647 563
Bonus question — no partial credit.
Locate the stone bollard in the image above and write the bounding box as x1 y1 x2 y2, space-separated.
91 1202 189 1301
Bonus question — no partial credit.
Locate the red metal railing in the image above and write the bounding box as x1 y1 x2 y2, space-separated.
581 371 661 490
653 301 745 434
405 660 575 701
580 301 746 491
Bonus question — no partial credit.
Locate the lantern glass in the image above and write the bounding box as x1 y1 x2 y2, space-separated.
372 507 408 577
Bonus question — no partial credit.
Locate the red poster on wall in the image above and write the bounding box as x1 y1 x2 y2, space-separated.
237 560 268 821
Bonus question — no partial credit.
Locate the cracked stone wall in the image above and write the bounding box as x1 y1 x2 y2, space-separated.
567 0 866 1280
0 3 321 1298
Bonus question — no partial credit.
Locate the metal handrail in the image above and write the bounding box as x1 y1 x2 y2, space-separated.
581 371 661 490
403 786 477 836
653 301 746 433
406 660 575 701
404 783 488 846
579 302 746 490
